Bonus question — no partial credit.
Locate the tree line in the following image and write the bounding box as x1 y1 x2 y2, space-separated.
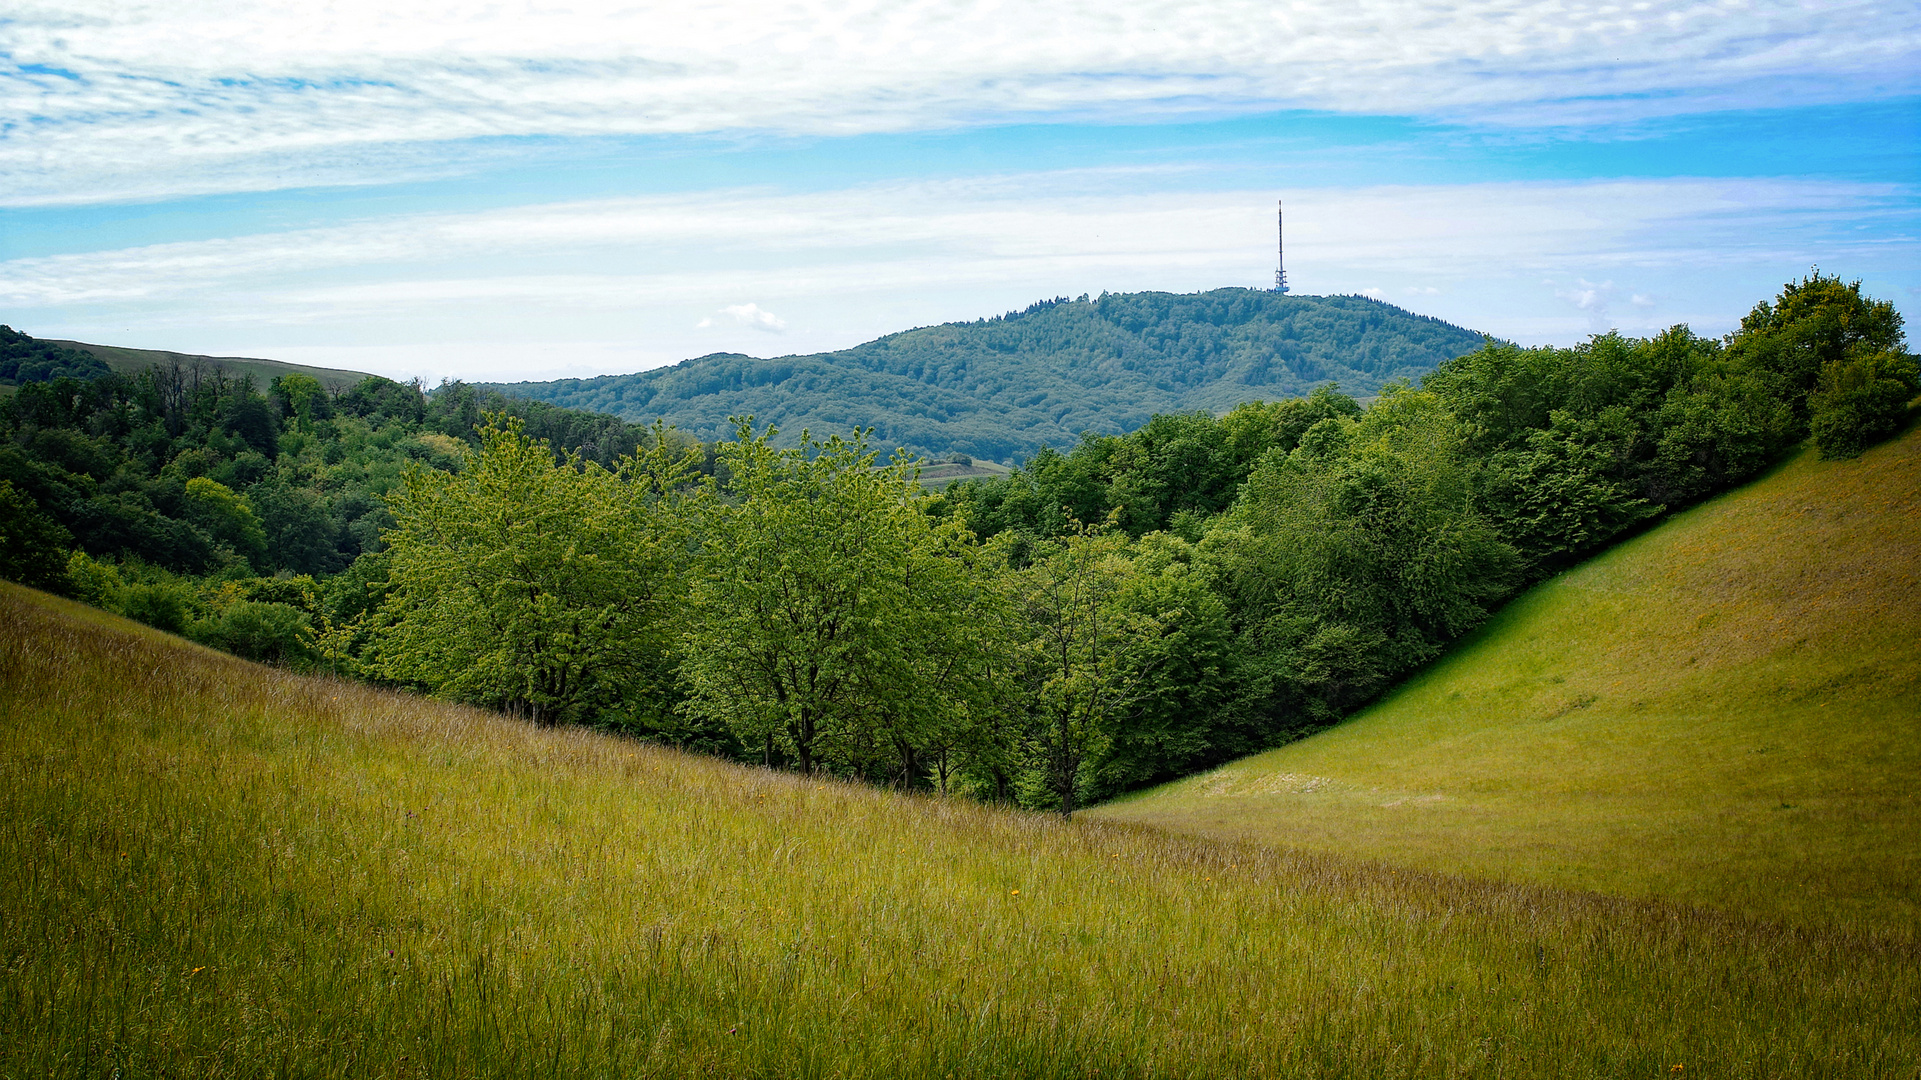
0 326 113 386
1 273 1913 814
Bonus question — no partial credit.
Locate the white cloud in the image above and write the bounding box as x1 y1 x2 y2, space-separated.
5 172 1914 380
13 173 1903 309
699 303 787 332
4 0 1917 204
1557 278 1616 312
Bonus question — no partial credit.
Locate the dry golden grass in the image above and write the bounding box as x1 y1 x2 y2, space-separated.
3 582 1919 1076
1094 426 1921 937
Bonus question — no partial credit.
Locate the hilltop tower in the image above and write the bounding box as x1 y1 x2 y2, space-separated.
1274 199 1290 294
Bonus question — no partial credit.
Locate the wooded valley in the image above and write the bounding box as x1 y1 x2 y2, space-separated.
1 274 1913 815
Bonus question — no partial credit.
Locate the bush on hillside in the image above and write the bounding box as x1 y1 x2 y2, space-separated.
1809 352 1920 459
119 581 196 635
64 551 123 607
205 600 315 665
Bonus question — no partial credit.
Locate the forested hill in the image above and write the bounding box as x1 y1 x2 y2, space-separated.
482 290 1490 462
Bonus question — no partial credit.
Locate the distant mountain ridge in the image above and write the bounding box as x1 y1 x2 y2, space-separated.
482 289 1492 462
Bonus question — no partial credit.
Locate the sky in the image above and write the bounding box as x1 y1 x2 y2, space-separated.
2 0 1917 384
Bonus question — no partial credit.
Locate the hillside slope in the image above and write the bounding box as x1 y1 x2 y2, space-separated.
1093 424 1921 934
3 584 1917 1077
484 290 1488 462
53 338 375 392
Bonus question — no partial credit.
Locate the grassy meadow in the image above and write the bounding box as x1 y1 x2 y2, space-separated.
4 583 1920 1077
916 459 1014 488
1093 426 1921 937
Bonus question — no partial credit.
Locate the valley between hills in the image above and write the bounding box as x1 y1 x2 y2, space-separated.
2 278 1918 1076
1094 424 1921 936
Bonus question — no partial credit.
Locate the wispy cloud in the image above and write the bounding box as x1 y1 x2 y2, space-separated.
4 0 1916 204
8 174 1906 308
6 171 1912 380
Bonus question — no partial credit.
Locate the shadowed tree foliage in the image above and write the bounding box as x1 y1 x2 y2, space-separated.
1201 387 1520 727
1083 532 1240 799
1006 521 1163 817
0 325 111 386
0 479 73 591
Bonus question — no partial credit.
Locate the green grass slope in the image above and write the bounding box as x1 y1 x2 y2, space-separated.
5 586 1918 1076
917 458 1014 489
1093 424 1921 936
483 290 1488 462
52 338 376 392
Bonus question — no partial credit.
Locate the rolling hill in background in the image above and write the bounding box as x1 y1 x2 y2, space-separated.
482 290 1490 462
52 338 376 393
1092 423 1921 936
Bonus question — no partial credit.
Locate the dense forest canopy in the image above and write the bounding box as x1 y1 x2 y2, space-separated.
2 325 112 386
1 273 1912 814
481 290 1490 463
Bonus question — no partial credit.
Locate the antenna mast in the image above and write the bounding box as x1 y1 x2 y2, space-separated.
1274 199 1290 294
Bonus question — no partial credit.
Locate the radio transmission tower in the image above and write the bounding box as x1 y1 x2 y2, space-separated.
1274 199 1290 294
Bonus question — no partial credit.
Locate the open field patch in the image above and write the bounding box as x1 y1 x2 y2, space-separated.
1093 425 1921 937
4 584 1919 1077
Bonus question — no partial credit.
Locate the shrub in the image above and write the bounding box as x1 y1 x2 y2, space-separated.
118 582 196 635
64 551 123 607
211 600 315 666
1809 352 1920 459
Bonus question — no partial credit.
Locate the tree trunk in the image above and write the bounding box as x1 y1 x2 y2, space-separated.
895 737 920 791
795 711 815 776
1055 706 1077 818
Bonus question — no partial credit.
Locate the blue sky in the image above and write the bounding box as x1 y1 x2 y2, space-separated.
2 0 1917 384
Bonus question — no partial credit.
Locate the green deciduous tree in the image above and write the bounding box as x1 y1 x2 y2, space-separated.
204 601 316 666
1724 273 1913 462
372 415 696 727
1081 531 1239 800
1728 272 1907 419
1203 387 1518 727
182 476 269 570
0 479 72 591
1009 520 1159 817
270 373 332 432
680 422 999 780
1809 351 1919 459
